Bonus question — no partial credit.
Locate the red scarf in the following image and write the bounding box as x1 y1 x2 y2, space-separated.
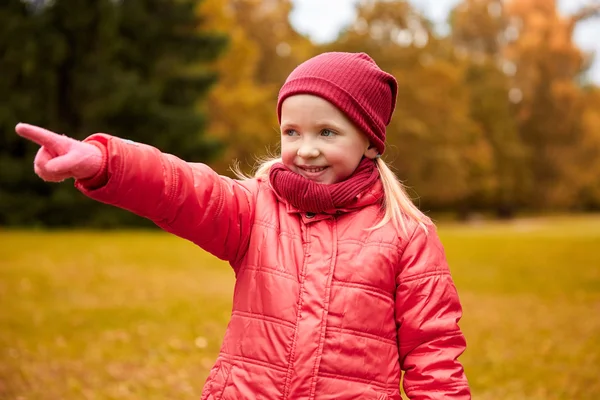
268 157 380 213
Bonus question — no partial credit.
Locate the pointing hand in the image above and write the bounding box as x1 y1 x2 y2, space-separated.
15 123 104 182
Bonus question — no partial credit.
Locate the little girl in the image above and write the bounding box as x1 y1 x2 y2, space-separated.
16 52 470 399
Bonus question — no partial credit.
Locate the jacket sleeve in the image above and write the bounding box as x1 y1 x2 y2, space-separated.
75 134 258 265
395 223 470 399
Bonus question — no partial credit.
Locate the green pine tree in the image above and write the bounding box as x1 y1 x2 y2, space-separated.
0 0 227 226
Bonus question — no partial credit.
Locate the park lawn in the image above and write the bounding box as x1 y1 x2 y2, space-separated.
0 215 599 399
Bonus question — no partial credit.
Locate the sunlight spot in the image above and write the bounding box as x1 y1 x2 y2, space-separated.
413 30 429 48
502 61 517 76
505 25 520 42
394 29 412 47
195 336 208 349
487 1 502 18
509 88 523 103
370 23 385 41
354 17 368 35
276 42 291 57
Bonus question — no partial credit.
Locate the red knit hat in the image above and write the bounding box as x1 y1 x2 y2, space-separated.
277 52 398 155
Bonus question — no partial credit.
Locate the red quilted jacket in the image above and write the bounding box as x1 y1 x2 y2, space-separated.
76 135 470 399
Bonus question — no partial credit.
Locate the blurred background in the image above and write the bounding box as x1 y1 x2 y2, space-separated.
0 0 599 399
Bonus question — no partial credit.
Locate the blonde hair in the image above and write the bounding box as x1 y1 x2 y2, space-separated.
231 155 431 237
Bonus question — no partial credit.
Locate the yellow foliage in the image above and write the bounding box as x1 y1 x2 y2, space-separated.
196 0 316 175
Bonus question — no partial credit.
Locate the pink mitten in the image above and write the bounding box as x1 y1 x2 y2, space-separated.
15 123 105 182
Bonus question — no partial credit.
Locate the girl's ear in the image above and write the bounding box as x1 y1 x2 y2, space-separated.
364 145 380 159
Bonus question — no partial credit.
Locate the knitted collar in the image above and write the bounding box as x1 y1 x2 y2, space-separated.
268 157 380 214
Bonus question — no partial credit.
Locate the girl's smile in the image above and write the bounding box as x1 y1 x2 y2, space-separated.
296 164 329 179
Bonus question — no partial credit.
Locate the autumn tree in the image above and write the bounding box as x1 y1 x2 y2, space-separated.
327 0 495 212
504 0 600 209
229 0 315 87
0 0 226 226
577 86 600 209
197 0 316 175
196 0 277 174
450 0 527 217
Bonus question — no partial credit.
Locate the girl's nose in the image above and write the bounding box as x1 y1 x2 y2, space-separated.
297 141 320 159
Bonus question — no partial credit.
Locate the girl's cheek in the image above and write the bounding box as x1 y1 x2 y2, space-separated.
280 149 295 164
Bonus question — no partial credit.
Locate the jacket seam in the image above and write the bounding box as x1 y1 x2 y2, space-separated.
308 220 338 398
220 352 287 373
326 326 397 346
108 138 126 198
399 222 419 256
162 157 179 225
232 180 260 268
242 264 297 282
395 222 420 280
253 219 303 241
169 157 179 212
232 310 296 329
212 177 226 234
216 362 232 400
401 270 450 284
317 372 387 389
332 280 393 301
337 239 400 250
282 226 311 399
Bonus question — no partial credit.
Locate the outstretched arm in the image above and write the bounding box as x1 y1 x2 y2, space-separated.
395 223 471 399
16 123 257 266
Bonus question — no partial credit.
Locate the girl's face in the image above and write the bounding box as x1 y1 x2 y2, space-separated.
279 95 378 184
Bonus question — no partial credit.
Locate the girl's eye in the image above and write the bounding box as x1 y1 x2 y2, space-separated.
321 129 336 137
284 129 298 136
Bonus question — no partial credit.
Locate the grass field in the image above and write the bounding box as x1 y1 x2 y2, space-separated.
1 215 599 399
